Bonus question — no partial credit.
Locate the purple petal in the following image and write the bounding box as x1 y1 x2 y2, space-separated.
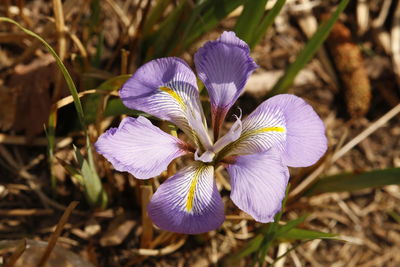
226 101 287 156
226 149 289 223
257 94 327 167
148 163 224 234
225 94 327 168
120 57 209 146
194 31 258 137
95 116 188 179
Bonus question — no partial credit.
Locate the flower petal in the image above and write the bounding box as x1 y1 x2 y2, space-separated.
148 163 224 234
120 57 210 147
194 31 258 137
223 100 287 157
226 149 289 223
95 116 189 179
257 94 327 167
224 94 327 167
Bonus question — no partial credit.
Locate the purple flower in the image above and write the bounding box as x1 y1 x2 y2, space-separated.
95 32 327 234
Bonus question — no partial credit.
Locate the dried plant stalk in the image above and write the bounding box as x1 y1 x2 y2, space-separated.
325 17 371 118
357 0 369 35
5 239 26 267
391 0 400 86
140 185 154 248
36 201 79 267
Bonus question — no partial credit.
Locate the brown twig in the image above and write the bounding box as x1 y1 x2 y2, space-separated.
36 201 79 267
5 239 26 267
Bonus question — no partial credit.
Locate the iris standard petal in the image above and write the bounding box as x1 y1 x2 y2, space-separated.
194 31 258 138
226 149 289 223
148 163 224 234
256 94 327 167
120 57 209 146
95 116 189 179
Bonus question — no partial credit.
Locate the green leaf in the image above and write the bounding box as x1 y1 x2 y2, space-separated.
83 74 131 123
56 157 84 185
249 0 286 48
305 168 400 196
181 0 244 52
142 0 173 35
103 98 149 118
143 0 188 59
222 234 264 265
74 145 107 208
275 215 308 237
234 0 269 44
267 0 349 96
278 228 337 241
45 110 57 189
97 74 131 91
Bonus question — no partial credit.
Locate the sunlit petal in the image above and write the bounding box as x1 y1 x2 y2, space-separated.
259 94 328 167
194 31 258 137
226 149 289 223
95 116 189 179
148 163 224 234
120 57 210 147
223 95 327 168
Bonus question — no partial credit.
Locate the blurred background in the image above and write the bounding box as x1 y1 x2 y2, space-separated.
0 0 400 266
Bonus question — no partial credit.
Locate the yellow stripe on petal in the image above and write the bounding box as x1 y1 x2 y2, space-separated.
185 165 206 212
159 86 186 109
254 126 286 134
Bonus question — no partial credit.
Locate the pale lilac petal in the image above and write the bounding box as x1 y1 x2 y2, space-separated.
257 94 327 167
148 163 224 234
194 31 258 137
226 149 289 223
95 116 188 179
225 102 287 157
224 95 327 167
120 57 209 147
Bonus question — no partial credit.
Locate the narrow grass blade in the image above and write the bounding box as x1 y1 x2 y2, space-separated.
249 0 286 49
178 0 245 55
222 234 263 266
234 0 269 44
305 168 400 196
267 0 350 96
275 215 308 237
278 228 337 240
142 0 172 35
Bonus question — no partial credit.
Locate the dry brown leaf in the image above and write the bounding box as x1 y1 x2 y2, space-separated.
99 215 136 247
0 84 17 131
5 54 73 139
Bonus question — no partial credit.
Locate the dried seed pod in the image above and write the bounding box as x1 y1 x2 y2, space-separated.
324 17 372 118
